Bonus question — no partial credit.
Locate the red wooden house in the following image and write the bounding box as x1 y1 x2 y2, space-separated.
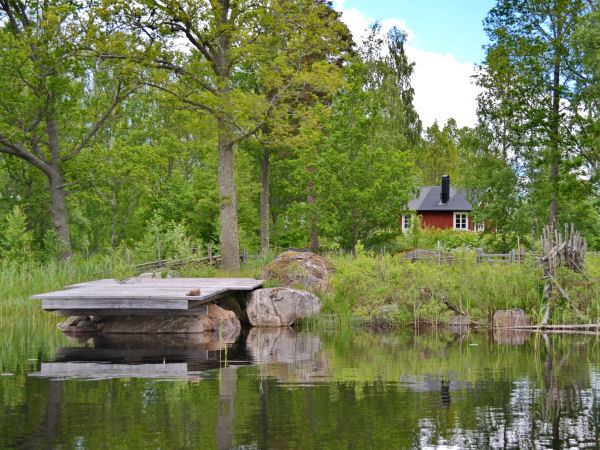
402 175 483 232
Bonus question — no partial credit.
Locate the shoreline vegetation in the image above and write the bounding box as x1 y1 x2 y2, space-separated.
4 239 600 333
2 237 599 373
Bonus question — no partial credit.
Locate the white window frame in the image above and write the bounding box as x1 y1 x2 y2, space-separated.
453 212 468 230
476 221 484 232
401 214 412 232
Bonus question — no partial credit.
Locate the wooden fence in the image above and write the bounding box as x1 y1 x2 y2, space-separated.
475 248 524 264
133 245 261 273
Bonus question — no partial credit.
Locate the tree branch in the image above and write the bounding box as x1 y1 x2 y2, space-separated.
63 81 134 161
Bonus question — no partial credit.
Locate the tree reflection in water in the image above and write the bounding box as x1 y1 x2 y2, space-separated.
3 328 600 448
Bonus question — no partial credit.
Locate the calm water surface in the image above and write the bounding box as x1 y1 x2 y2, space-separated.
1 326 600 449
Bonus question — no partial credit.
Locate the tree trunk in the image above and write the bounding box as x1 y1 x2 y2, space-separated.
48 172 72 261
47 116 72 261
549 47 561 226
260 145 270 256
306 167 319 252
110 184 117 249
217 118 240 270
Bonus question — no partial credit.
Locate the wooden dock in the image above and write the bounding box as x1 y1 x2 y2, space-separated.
31 277 263 316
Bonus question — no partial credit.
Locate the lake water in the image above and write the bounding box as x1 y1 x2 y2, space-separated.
1 326 600 449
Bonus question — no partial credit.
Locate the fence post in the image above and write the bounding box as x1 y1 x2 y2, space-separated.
208 244 213 266
242 247 247 264
156 234 162 267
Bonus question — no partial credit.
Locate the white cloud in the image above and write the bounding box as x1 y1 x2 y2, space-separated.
334 2 481 129
405 47 481 128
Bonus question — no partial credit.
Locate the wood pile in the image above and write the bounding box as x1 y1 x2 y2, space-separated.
539 223 588 325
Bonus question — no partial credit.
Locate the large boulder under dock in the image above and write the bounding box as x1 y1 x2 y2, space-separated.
58 304 241 338
246 287 322 327
262 251 333 291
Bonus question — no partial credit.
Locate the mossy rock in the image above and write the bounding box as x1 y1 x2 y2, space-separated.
262 251 334 292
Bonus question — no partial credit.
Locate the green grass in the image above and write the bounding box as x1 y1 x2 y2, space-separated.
313 250 600 327
2 248 599 374
0 255 119 374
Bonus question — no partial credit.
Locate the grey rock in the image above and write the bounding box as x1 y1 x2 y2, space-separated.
57 315 97 333
449 315 471 328
246 288 322 327
262 251 333 291
376 304 399 315
493 308 531 328
100 304 240 337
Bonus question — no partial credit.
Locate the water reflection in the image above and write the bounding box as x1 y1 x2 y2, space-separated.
29 332 252 381
4 328 600 448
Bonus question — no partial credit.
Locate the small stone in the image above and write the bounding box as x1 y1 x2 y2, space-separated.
75 319 97 332
376 305 399 315
138 272 155 278
186 288 201 296
61 315 87 327
449 315 471 328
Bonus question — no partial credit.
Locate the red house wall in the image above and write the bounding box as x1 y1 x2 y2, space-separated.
419 212 473 230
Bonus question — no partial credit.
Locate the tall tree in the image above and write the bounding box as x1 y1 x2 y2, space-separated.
310 27 419 253
0 0 136 259
106 0 349 268
416 119 461 186
483 0 592 227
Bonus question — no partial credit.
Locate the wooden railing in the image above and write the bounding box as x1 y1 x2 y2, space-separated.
475 248 524 264
134 245 261 273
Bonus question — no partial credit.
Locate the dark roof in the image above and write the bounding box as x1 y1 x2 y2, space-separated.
408 186 472 212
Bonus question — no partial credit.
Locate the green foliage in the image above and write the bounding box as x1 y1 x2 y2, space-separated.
0 206 32 262
133 214 202 264
322 252 543 325
396 222 482 251
417 119 461 185
310 26 419 253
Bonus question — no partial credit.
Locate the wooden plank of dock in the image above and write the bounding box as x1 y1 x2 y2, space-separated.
32 362 188 379
31 277 264 314
63 278 263 290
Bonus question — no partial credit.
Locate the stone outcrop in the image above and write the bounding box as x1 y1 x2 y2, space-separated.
59 304 241 338
262 251 333 291
246 288 322 327
493 308 531 328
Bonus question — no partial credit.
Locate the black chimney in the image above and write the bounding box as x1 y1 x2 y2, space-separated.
440 175 450 204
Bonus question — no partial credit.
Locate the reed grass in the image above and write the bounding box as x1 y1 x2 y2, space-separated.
0 256 118 374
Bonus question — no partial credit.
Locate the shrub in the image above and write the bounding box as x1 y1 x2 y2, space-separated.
133 214 203 263
1 206 33 262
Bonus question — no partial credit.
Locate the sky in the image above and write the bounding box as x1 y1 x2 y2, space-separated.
333 0 497 128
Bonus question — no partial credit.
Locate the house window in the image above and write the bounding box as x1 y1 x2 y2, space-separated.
454 212 468 230
476 222 484 232
402 215 412 232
